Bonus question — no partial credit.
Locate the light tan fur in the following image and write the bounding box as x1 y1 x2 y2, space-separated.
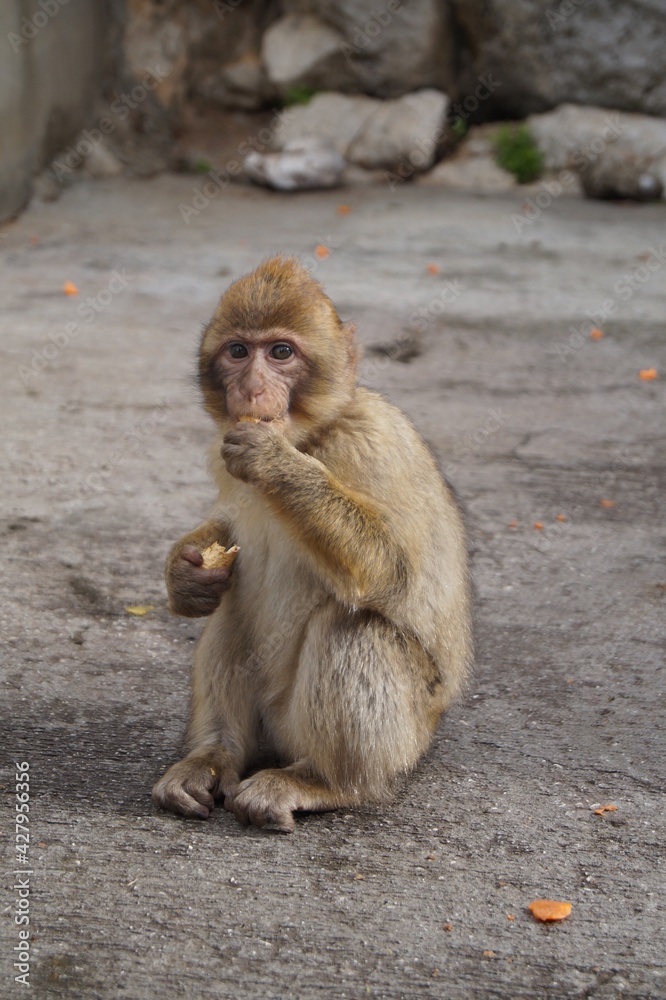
152 257 472 832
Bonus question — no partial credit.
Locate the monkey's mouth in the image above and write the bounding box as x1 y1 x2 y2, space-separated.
237 415 280 424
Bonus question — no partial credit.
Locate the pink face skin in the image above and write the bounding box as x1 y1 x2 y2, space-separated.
214 328 307 424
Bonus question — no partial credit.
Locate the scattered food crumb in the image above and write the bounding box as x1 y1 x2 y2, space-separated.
38 842 47 847
590 328 604 340
506 914 515 921
593 804 618 815
337 204 350 215
431 968 439 977
427 263 440 275
508 521 518 528
600 500 615 508
426 854 436 860
534 522 544 530
483 950 497 958
30 236 40 245
63 281 79 296
354 873 365 880
442 923 453 932
556 514 567 522
314 245 330 259
528 899 572 922
639 368 657 380
125 605 156 616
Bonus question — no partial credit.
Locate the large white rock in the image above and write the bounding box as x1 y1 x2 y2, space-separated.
273 89 448 174
347 89 448 171
244 138 345 191
261 14 355 93
527 104 666 200
273 93 378 156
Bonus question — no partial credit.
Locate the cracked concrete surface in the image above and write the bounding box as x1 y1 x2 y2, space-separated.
1 177 664 999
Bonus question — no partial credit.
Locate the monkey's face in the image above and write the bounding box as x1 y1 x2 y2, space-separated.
199 256 358 438
208 327 305 426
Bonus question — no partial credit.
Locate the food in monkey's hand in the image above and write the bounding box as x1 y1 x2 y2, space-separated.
200 542 239 569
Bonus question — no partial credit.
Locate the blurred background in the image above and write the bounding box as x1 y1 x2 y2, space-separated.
2 0 666 218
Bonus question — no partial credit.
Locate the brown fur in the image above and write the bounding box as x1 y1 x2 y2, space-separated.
152 256 472 832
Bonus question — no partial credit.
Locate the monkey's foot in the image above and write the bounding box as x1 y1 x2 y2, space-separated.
228 766 344 833
152 752 239 820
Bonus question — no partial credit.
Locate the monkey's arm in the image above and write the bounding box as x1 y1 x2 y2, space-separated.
166 516 235 617
222 427 407 605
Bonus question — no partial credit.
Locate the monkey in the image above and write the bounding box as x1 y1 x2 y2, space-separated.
152 256 472 832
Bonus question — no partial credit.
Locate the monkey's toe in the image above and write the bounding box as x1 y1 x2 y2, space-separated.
231 775 296 833
152 773 216 820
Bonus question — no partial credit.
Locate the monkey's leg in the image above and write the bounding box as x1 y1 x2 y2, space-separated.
152 615 258 820
230 605 445 832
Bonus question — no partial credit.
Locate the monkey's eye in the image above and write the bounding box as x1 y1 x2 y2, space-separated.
271 344 293 361
228 343 248 359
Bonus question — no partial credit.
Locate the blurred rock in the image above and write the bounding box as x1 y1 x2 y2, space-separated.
197 54 269 111
274 93 377 155
449 0 666 118
244 138 345 190
262 14 355 94
123 1 188 110
581 153 664 202
421 154 516 193
291 0 455 98
527 104 666 200
82 144 124 179
32 171 63 203
347 89 448 171
274 90 448 173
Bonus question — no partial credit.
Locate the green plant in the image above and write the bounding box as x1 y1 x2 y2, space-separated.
283 85 317 107
493 124 543 184
193 158 213 174
450 116 468 141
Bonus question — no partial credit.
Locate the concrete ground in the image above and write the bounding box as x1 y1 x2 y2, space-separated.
1 175 664 999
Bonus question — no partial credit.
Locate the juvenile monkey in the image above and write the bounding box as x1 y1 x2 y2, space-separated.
152 256 472 832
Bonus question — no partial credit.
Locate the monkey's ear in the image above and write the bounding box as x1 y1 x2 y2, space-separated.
341 321 360 370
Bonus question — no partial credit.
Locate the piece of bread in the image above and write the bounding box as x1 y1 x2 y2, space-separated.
200 542 240 569
238 416 262 424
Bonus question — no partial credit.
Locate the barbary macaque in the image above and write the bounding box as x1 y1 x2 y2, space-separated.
152 256 472 832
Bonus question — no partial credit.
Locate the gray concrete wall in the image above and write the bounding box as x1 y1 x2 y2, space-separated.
0 0 106 223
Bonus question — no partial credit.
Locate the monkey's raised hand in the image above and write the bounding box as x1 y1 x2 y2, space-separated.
222 421 292 488
166 543 233 618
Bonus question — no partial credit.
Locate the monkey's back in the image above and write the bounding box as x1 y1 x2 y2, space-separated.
309 387 472 706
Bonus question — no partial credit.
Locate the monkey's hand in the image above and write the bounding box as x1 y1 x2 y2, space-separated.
152 753 240 820
166 544 233 617
222 421 292 488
